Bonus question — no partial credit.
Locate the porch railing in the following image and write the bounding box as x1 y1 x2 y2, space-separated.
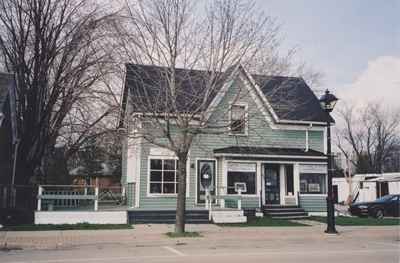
37 184 126 211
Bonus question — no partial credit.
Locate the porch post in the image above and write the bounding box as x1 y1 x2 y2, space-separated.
37 185 43 211
221 157 227 208
279 165 285 205
293 163 300 206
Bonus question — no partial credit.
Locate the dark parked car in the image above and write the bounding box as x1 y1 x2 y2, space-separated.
349 194 400 219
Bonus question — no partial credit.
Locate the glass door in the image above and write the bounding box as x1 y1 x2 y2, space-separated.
197 160 216 203
265 164 280 204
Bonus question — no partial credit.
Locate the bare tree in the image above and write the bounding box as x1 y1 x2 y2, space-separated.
116 0 322 233
336 103 400 174
0 0 118 184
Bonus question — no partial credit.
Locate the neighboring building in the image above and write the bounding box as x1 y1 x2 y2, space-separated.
333 173 400 204
120 64 333 219
0 72 17 185
384 146 400 173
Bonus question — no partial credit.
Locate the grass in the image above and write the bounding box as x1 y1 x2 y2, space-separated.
165 231 202 238
2 223 133 231
218 216 309 227
309 216 400 226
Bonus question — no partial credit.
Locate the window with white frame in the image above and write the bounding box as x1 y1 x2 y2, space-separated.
230 104 247 135
300 173 326 194
149 159 178 194
227 162 256 194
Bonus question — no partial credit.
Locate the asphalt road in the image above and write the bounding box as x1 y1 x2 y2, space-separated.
1 225 399 263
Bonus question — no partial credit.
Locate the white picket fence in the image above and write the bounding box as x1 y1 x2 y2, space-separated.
37 185 126 211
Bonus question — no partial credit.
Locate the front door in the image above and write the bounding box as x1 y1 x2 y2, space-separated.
265 164 280 204
197 160 216 204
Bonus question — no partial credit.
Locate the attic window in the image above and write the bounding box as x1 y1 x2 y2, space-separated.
230 104 247 135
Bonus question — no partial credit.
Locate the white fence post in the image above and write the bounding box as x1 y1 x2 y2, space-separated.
37 185 43 211
238 190 242 210
122 185 126 200
94 187 99 211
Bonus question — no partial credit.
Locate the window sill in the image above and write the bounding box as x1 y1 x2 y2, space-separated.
299 193 327 197
147 194 177 198
146 194 190 198
223 194 258 197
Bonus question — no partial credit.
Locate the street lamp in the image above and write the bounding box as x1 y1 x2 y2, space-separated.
319 89 338 234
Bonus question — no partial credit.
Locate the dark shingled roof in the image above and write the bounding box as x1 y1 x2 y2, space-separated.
252 75 333 123
213 146 326 157
124 64 334 123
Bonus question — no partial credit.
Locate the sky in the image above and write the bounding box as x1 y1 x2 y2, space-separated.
255 0 400 108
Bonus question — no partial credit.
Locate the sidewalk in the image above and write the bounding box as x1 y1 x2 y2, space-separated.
1 224 398 251
0 224 220 250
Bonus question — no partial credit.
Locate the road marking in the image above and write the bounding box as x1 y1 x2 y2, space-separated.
163 246 185 256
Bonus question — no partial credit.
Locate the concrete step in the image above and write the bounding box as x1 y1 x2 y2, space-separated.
211 210 247 223
211 210 244 217
212 215 247 223
263 205 308 219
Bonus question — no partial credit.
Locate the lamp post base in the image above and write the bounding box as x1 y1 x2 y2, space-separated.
324 228 338 234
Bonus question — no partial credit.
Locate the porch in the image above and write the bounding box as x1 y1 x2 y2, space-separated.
196 146 329 216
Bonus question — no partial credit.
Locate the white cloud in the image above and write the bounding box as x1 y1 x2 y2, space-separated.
336 56 400 109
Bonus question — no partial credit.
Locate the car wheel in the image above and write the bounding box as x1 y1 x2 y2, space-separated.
374 209 384 219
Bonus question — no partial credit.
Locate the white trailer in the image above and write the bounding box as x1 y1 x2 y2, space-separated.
333 173 400 204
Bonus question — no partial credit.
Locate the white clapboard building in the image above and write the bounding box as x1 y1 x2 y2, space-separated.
333 173 400 204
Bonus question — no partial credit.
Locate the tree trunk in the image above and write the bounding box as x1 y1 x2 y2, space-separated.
175 154 188 233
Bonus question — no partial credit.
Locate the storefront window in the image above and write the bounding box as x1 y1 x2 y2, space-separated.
227 162 256 194
300 173 326 194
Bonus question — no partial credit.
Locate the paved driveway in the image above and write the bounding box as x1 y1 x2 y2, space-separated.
1 224 399 263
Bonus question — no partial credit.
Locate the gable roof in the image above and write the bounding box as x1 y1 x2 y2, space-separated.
122 64 333 125
252 75 333 123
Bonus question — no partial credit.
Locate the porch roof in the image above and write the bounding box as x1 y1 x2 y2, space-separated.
213 146 326 159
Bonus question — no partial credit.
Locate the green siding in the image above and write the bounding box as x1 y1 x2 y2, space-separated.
130 74 325 209
299 195 327 212
126 183 135 207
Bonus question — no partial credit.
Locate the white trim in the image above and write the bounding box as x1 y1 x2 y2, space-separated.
195 158 218 204
293 163 300 205
323 127 327 154
305 129 309 152
135 137 142 208
256 161 262 207
299 194 328 197
279 165 285 205
214 153 327 159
